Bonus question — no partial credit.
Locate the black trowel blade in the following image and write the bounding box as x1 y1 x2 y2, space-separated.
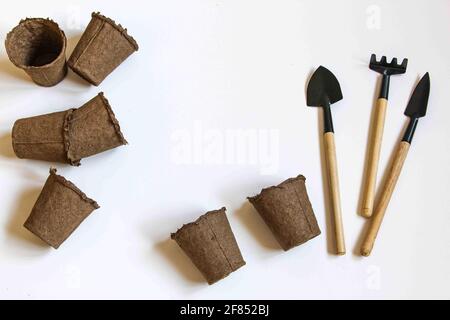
307 66 343 107
404 73 430 118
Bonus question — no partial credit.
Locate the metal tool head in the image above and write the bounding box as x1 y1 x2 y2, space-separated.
369 54 408 75
405 73 430 118
306 66 343 108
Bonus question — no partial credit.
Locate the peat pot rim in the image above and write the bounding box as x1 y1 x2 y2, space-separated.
48 168 100 209
97 92 128 146
5 18 67 70
91 12 139 51
247 174 306 203
170 207 226 239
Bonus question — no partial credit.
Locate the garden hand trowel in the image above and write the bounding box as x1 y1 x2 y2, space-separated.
361 73 430 256
307 66 346 255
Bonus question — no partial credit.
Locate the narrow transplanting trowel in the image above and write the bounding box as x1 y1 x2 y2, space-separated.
307 66 346 255
361 73 430 257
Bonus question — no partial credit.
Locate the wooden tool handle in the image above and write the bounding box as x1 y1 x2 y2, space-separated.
361 98 388 218
361 141 410 256
324 132 346 255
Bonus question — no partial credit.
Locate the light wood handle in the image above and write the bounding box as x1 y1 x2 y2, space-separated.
361 141 410 256
361 98 388 218
324 132 346 255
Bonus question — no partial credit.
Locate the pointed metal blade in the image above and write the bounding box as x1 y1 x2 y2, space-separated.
404 73 430 118
306 66 343 107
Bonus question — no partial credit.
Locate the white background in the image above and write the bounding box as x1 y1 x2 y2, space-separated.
0 0 449 300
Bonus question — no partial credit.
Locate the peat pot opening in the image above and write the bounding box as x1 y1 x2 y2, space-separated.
6 19 66 68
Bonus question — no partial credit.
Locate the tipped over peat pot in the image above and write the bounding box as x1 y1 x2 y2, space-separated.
5 18 67 86
68 12 139 86
171 208 246 285
12 92 127 165
248 175 321 251
24 168 99 249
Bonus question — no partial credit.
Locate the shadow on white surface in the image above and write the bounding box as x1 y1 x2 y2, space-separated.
66 34 82 56
65 69 92 88
234 201 280 251
0 133 15 158
6 187 50 252
0 57 29 82
0 133 69 178
155 238 205 284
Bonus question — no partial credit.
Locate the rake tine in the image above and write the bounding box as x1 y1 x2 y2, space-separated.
401 58 408 68
369 54 407 74
370 54 377 64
